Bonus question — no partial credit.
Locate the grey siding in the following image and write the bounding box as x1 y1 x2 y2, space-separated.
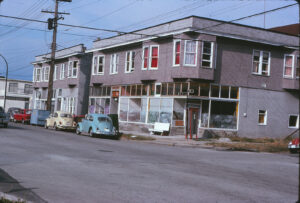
238 87 299 138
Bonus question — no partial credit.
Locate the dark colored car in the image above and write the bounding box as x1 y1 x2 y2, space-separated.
0 107 9 128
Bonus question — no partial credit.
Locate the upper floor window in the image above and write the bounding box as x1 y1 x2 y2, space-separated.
92 55 105 75
110 54 119 74
289 115 299 128
252 50 270 76
68 61 78 78
24 84 33 94
44 66 50 81
142 47 149 70
8 82 18 93
184 40 198 66
54 65 57 81
201 41 214 68
125 51 135 73
283 55 294 78
142 46 159 70
296 56 299 78
173 40 181 66
60 64 65 80
35 68 41 82
149 46 159 69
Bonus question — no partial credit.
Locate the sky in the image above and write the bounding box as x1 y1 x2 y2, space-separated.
0 0 298 81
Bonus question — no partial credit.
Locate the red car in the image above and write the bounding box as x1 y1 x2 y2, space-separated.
288 138 299 153
13 109 32 124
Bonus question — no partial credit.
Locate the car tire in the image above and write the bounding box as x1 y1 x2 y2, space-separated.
76 126 81 135
88 128 93 137
44 122 48 129
54 123 58 131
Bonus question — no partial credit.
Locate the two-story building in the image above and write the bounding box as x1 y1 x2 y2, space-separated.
32 44 92 115
86 16 299 138
0 77 33 111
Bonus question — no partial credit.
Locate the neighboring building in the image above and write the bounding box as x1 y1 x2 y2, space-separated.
0 77 33 111
270 23 299 36
32 44 92 115
86 16 299 138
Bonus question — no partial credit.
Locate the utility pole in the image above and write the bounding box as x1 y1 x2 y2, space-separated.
43 0 71 112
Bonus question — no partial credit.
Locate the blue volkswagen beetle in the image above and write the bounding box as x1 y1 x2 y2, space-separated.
76 114 117 138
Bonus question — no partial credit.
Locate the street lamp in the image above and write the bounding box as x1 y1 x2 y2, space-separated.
0 54 8 111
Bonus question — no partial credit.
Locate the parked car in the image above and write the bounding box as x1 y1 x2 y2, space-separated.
288 138 299 153
44 111 76 131
0 107 9 128
7 107 21 121
13 109 31 124
30 109 50 126
76 114 117 138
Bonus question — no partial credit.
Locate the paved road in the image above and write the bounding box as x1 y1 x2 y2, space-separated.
0 123 298 203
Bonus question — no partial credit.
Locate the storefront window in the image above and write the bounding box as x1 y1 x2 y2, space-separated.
148 98 160 123
201 100 209 127
159 99 172 123
120 98 129 121
129 98 141 122
168 83 174 95
200 83 209 97
209 101 238 129
173 99 185 126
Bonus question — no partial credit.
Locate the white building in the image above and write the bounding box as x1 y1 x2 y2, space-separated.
0 77 33 111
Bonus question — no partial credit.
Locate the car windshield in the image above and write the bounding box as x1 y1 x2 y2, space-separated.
61 113 72 118
98 117 111 123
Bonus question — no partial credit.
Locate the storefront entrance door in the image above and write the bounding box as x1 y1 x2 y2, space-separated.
188 108 199 139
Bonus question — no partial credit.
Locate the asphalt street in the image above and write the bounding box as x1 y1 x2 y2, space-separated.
0 123 298 203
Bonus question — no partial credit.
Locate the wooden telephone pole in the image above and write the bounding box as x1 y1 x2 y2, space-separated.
44 0 71 112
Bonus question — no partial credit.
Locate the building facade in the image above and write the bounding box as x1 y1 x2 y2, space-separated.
86 16 299 138
0 77 33 111
32 44 92 115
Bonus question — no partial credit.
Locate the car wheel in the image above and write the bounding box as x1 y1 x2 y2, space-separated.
76 126 81 135
54 123 58 131
44 122 48 129
88 128 93 137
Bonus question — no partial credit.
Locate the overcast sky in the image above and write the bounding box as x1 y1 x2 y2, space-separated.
0 0 298 81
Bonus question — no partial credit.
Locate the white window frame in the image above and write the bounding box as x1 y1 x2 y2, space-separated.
142 46 149 70
92 55 105 75
173 39 181 67
54 65 57 81
44 66 50 82
149 45 159 70
252 50 271 76
110 54 119 74
283 54 294 78
183 40 198 67
288 114 299 128
258 110 267 125
125 51 135 73
60 64 65 80
68 61 73 78
35 68 41 82
72 60 79 78
296 55 299 78
201 41 214 68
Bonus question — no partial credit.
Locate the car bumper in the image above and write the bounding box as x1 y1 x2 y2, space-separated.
57 125 76 130
94 131 116 136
